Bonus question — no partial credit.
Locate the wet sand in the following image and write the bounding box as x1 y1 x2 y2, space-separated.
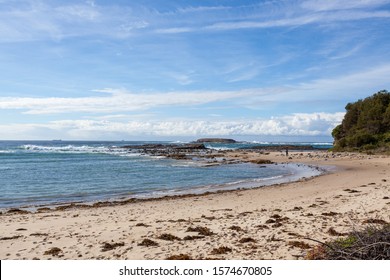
0 150 389 260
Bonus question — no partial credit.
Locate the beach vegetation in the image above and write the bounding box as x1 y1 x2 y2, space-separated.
306 222 389 260
332 90 390 153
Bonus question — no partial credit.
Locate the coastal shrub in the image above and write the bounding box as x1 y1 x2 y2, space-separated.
306 223 390 260
332 90 390 152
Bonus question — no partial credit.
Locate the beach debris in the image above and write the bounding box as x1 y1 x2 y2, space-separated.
288 232 303 237
101 241 125 252
229 225 243 232
135 223 151 227
306 223 390 260
290 206 303 211
183 235 204 241
6 208 30 215
321 212 339 217
30 233 49 237
167 218 187 223
288 241 311 249
210 246 232 255
363 218 388 225
201 215 216 221
343 189 361 193
186 226 214 236
383 196 389 200
0 235 22 241
256 225 269 230
239 237 256 243
249 159 273 164
44 247 62 256
157 233 181 241
238 211 253 217
37 207 51 212
166 254 192 260
270 214 282 219
267 235 283 242
16 228 27 231
138 239 159 247
272 223 283 228
327 227 348 236
210 208 232 212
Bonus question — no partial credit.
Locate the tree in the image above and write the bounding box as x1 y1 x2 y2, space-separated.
332 90 390 151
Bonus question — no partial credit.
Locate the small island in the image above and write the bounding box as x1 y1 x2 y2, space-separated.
195 138 237 143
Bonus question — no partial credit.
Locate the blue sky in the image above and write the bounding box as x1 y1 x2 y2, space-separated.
1 0 390 141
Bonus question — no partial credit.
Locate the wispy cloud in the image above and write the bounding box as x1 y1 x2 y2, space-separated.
3 0 388 43
1 62 389 115
0 1 149 42
0 88 259 114
301 0 390 11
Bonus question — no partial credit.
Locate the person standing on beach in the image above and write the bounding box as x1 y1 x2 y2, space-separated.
286 148 288 157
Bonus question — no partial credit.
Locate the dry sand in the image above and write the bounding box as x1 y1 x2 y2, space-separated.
1 150 389 260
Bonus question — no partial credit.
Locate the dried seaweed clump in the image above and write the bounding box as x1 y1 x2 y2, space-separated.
210 246 232 255
138 239 159 247
158 233 181 241
166 254 192 260
101 242 125 252
44 247 62 256
186 226 214 236
307 223 390 260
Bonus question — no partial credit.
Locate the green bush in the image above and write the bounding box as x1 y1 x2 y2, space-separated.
332 90 390 152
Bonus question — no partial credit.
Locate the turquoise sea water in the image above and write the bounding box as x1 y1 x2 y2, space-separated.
0 141 330 210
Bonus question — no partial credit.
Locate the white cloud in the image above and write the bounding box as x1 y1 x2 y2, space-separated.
0 112 344 140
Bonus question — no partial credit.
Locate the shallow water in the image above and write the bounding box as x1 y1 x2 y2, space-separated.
0 140 326 209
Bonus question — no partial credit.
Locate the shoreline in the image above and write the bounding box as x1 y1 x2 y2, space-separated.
1 150 389 260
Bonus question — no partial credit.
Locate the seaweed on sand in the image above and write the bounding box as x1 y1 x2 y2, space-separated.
166 254 192 260
157 233 181 241
210 246 232 255
186 226 214 236
101 241 125 252
138 239 159 247
44 247 62 256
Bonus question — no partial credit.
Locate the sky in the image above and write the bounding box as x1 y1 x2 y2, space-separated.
1 0 390 141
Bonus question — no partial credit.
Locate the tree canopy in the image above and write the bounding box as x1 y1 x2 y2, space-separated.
332 90 390 151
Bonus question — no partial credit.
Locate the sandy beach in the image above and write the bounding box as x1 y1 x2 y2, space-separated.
1 150 389 260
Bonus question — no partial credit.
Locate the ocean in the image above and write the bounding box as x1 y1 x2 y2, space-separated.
0 140 331 210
